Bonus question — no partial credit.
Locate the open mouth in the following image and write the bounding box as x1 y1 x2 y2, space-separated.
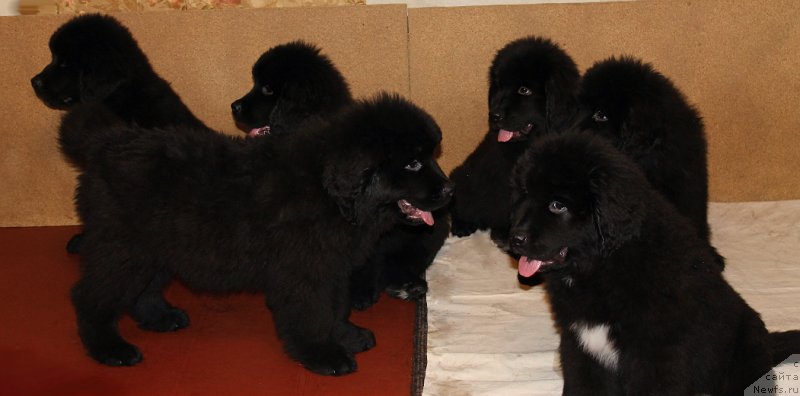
248 125 271 138
518 247 568 278
497 123 533 143
398 199 434 226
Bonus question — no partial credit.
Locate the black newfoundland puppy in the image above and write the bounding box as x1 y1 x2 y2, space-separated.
32 14 208 254
576 56 724 268
229 41 445 309
449 36 579 245
509 131 799 395
32 14 206 130
231 41 353 137
60 93 452 376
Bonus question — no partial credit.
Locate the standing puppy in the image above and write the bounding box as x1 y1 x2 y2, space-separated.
61 93 453 376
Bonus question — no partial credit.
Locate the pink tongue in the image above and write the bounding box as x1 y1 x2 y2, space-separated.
497 129 514 142
518 256 543 278
420 210 434 226
248 128 260 137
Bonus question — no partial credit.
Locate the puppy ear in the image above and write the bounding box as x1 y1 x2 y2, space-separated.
323 154 375 223
591 169 645 255
78 68 124 102
545 71 578 132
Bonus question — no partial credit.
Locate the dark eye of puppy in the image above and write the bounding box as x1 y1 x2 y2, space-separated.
404 160 423 172
261 85 274 96
59 62 68 68
592 110 608 123
548 200 568 214
517 86 533 96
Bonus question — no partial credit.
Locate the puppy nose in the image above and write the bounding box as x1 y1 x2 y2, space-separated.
31 75 43 89
489 112 503 123
441 182 455 198
510 233 528 248
231 101 243 115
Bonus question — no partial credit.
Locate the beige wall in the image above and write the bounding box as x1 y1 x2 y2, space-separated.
2 0 800 226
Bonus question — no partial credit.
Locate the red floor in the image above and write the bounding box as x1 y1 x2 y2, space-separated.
0 226 416 396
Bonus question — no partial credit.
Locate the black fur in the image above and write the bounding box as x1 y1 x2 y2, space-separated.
449 36 579 244
229 41 450 310
61 93 452 376
32 14 208 254
231 41 353 137
576 56 724 268
508 131 797 395
32 14 206 131
349 207 450 310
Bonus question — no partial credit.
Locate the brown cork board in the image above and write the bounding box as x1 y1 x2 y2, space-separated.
0 5 409 226
408 0 800 202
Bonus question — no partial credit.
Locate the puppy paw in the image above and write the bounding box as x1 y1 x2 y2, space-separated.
88 341 143 366
450 219 478 237
386 278 428 300
137 307 190 332
339 326 376 354
300 344 357 376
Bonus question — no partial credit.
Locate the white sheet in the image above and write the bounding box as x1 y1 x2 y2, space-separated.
423 200 800 395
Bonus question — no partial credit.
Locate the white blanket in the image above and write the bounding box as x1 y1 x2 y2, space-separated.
423 200 800 395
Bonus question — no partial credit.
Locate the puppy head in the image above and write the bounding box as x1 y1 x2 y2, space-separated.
487 36 579 143
31 14 150 109
577 56 700 140
231 41 353 138
322 93 453 226
508 131 647 278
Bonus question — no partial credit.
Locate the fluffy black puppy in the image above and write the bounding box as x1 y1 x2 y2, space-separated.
32 14 208 254
576 56 724 268
509 131 799 395
231 41 353 137
61 93 452 376
449 36 579 245
32 14 206 131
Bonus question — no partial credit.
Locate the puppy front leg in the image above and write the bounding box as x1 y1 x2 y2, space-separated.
560 333 616 396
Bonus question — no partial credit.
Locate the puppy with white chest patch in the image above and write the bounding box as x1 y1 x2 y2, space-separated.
508 131 800 395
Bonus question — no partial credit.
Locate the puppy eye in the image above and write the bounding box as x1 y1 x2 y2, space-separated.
592 110 608 122
59 62 68 68
405 160 423 172
548 200 568 214
517 86 533 96
261 85 273 96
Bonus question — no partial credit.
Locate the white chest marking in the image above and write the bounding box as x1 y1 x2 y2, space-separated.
570 322 620 372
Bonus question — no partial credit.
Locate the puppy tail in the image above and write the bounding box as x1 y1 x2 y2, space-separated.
769 330 800 365
58 103 123 169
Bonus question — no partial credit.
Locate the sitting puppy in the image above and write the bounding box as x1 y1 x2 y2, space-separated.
231 41 353 137
576 56 724 268
509 131 799 394
32 14 208 254
449 36 579 246
61 93 453 376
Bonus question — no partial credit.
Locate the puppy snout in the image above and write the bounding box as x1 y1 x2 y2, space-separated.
441 182 455 198
231 100 243 115
489 112 503 123
510 232 528 249
31 75 44 90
